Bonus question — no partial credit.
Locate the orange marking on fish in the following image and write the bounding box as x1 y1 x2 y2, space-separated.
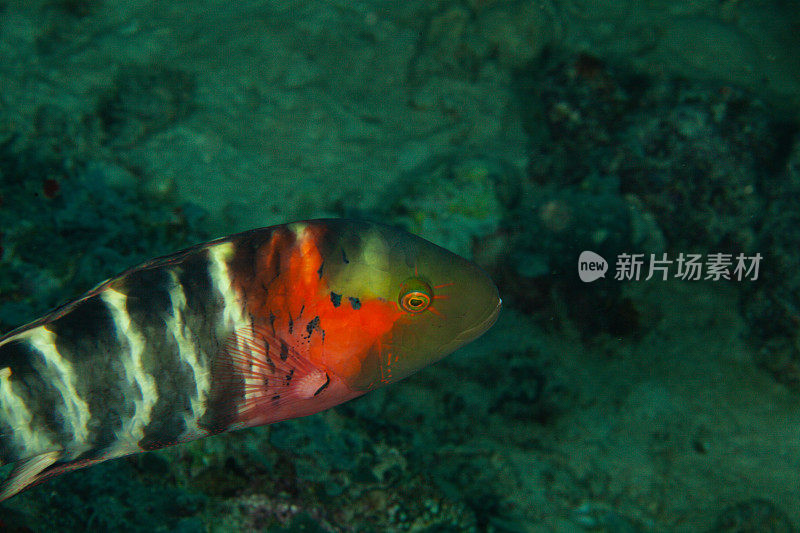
426 306 444 318
243 226 402 383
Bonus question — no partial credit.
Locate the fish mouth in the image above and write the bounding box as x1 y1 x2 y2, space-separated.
455 295 502 344
480 296 502 332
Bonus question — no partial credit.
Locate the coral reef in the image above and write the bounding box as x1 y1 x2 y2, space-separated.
0 134 208 333
741 138 800 388
517 50 795 252
380 154 511 259
3 455 206 532
501 50 797 343
1 0 800 531
710 498 795 533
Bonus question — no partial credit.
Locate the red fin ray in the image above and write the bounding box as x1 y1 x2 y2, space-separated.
207 325 332 429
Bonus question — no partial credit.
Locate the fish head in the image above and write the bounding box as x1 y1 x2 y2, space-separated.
313 220 501 391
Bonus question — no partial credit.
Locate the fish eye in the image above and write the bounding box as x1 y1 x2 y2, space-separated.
399 277 432 314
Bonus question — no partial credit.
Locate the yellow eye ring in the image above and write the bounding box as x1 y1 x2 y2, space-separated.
399 278 432 314
400 291 430 313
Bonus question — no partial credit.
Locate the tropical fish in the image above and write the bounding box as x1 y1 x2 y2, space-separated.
0 219 500 500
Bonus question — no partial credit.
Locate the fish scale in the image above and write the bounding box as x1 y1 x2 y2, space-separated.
0 219 501 500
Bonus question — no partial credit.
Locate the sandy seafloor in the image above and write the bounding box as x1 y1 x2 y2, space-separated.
1 0 800 531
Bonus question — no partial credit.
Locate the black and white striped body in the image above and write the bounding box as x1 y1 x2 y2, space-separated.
0 240 249 495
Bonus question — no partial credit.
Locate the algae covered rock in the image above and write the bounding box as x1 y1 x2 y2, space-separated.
384 154 512 259
710 498 795 533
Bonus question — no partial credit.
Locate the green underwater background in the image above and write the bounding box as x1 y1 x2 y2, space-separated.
1 0 800 531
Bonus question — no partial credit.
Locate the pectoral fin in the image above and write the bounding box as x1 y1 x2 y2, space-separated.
0 450 61 501
201 325 331 432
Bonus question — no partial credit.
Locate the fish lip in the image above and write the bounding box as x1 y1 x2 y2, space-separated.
483 296 502 330
455 294 502 343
